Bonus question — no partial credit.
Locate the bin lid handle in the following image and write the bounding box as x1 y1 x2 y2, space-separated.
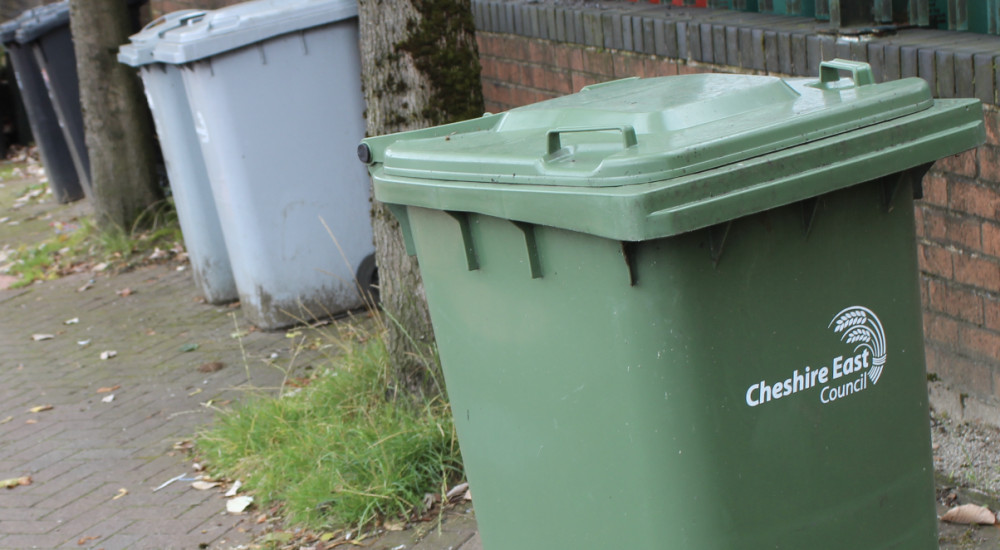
818 59 875 87
546 125 638 156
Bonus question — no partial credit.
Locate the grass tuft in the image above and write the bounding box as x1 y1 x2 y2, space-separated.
196 323 463 532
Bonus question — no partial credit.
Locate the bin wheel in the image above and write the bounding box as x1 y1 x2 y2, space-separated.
356 253 379 307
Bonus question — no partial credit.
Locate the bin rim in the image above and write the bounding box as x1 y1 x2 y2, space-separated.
149 0 358 65
118 9 208 67
368 98 984 242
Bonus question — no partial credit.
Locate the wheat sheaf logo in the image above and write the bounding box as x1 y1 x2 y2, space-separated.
829 306 886 385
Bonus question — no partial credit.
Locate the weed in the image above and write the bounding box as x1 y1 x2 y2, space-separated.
1 199 186 286
196 322 462 532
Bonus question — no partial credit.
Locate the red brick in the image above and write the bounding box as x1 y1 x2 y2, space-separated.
983 221 1000 258
984 108 1000 147
960 325 1000 360
920 207 948 241
527 39 557 67
678 62 711 75
570 72 607 93
919 173 948 207
946 214 983 251
923 311 960 346
978 145 1000 184
953 252 1000 292
984 295 1000 332
924 345 995 391
545 68 575 96
917 241 954 279
950 179 1000 219
927 278 983 324
934 148 979 178
644 57 679 77
556 44 585 73
582 49 616 77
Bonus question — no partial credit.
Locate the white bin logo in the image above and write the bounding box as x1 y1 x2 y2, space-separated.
829 306 886 385
744 305 887 408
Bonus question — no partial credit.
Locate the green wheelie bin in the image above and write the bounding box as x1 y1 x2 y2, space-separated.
359 60 985 549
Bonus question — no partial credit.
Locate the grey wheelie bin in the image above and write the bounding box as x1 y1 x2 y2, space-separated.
118 11 238 305
0 7 82 203
15 0 149 197
151 0 375 330
360 61 985 549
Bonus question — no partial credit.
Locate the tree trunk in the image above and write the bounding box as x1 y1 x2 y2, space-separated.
357 0 484 398
69 0 162 231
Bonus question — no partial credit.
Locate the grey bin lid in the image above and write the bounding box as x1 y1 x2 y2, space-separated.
0 20 20 44
14 1 69 44
118 10 207 67
151 0 358 65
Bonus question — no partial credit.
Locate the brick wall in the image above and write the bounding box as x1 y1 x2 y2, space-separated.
474 0 1000 426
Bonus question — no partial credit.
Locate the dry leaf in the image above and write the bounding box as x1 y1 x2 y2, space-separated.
226 495 253 514
112 488 128 500
1 476 31 488
197 361 224 373
99 350 117 360
64 318 79 325
96 385 120 393
384 518 406 531
101 395 115 403
941 503 997 525
77 535 99 545
0 274 18 290
28 405 53 413
0 416 12 424
191 481 219 491
225 480 242 497
116 288 133 297
446 482 469 500
31 334 54 341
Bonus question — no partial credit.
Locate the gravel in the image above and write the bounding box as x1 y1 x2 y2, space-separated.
932 412 1000 500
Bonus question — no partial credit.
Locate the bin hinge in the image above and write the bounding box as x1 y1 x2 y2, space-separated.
621 241 639 286
708 221 732 267
386 204 417 256
446 211 479 271
512 222 543 279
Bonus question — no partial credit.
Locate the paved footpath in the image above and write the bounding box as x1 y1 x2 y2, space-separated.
0 164 481 549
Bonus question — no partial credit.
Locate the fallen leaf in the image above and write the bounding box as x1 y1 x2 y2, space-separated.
64 317 79 325
77 280 94 292
31 334 54 341
77 339 91 346
115 288 133 297
191 481 219 491
226 495 253 514
25 419 37 425
0 274 18 290
197 361 224 373
0 416 11 424
446 482 469 500
77 535 99 545
225 480 242 497
99 350 117 360
188 388 203 396
1 476 31 488
92 263 108 272
28 405 53 413
384 518 406 531
96 385 120 394
180 343 199 352
112 487 128 500
101 394 115 403
941 503 996 525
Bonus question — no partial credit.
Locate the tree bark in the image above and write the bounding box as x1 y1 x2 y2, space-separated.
357 0 484 398
69 0 162 231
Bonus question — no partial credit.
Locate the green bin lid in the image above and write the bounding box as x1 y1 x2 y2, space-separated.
365 60 985 241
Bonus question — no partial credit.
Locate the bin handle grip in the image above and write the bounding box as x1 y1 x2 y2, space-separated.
546 125 638 155
819 59 875 86
141 9 207 35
